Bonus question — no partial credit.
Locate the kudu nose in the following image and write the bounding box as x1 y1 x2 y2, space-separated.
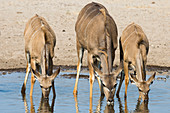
107 99 114 105
108 99 113 102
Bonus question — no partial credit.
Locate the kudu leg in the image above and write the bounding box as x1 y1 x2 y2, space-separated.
30 61 36 97
88 53 95 112
73 46 84 95
52 81 56 98
116 71 124 98
30 96 35 113
49 58 56 98
92 58 103 95
124 61 129 99
21 52 31 94
96 75 104 96
21 62 31 94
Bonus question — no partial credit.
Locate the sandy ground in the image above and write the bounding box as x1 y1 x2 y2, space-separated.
0 0 170 69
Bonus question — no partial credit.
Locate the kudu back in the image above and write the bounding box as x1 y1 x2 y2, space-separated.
21 15 60 99
73 2 121 104
116 23 156 101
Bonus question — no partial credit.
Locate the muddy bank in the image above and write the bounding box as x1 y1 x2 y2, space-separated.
0 65 169 77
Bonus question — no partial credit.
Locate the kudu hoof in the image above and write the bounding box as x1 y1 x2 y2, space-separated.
73 90 78 96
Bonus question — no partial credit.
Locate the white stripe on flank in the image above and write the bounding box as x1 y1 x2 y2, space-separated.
77 8 97 33
84 12 100 38
31 28 41 39
122 31 136 46
77 4 95 31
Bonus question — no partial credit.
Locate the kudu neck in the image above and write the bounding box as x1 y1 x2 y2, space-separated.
41 46 47 75
100 54 110 74
136 50 145 82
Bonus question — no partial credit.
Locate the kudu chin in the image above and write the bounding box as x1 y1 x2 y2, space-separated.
116 23 156 101
21 14 60 99
73 2 121 105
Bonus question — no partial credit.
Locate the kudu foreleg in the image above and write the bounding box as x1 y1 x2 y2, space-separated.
96 76 104 96
124 61 129 99
49 58 56 97
88 53 95 111
30 61 36 97
21 62 31 94
73 45 84 95
21 52 31 95
116 70 124 98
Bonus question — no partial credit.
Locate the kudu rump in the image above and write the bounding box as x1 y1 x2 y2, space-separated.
21 15 60 99
73 2 122 105
116 23 156 101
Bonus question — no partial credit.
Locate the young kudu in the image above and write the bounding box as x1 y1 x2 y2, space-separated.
21 15 60 99
73 2 121 105
116 23 156 101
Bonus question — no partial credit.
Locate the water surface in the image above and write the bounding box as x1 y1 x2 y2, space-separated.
0 69 170 113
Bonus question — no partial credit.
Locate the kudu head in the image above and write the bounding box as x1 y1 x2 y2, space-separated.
130 72 156 102
32 68 60 99
93 65 121 105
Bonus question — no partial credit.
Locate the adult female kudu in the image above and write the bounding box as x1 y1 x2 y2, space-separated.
21 14 60 99
73 2 122 105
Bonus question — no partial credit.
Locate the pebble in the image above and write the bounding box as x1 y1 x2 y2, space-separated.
157 77 166 82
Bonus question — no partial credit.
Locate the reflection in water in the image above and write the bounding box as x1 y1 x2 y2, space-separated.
23 95 55 113
37 96 55 113
117 97 125 113
74 94 117 113
118 98 149 113
134 99 149 113
74 95 79 113
23 94 29 113
104 104 114 113
95 95 104 112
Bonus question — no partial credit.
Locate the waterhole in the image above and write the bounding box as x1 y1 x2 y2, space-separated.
0 67 169 113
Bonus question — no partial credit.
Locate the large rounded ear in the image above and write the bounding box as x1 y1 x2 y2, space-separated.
92 64 103 77
31 68 41 80
129 73 140 87
147 72 156 85
50 67 60 81
112 61 123 78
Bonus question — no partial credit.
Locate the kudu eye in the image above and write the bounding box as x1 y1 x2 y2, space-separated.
102 83 106 87
138 88 142 92
114 83 117 88
148 89 150 93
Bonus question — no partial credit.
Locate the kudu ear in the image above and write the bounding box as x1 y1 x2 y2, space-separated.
129 73 140 86
50 67 60 81
147 72 156 85
112 61 123 78
31 68 41 80
92 64 103 77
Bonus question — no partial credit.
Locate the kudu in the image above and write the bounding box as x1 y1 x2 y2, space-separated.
21 14 60 99
73 2 122 105
116 23 156 101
